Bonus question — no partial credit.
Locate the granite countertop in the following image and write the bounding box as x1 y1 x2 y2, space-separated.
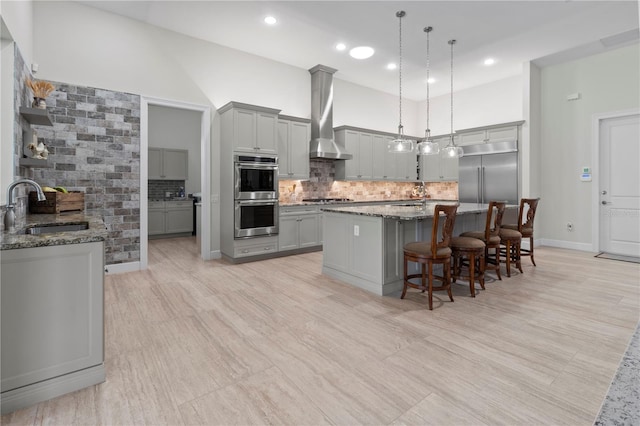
149 197 192 202
321 201 498 220
280 198 449 207
1 213 109 250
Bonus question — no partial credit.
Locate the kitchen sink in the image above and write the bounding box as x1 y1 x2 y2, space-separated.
21 222 89 235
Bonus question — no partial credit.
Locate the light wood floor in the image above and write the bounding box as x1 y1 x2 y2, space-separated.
3 238 639 425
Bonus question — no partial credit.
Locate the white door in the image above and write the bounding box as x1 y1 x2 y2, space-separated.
599 114 640 257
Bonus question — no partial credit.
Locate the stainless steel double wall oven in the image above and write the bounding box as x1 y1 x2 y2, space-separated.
233 154 279 238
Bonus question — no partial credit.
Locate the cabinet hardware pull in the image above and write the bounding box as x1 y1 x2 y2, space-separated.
264 247 271 250
242 249 249 253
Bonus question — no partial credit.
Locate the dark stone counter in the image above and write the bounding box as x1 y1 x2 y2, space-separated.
1 213 108 250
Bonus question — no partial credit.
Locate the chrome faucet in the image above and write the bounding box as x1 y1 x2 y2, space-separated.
4 178 46 230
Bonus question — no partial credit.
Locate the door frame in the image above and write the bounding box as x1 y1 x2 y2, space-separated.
590 107 639 253
140 96 212 269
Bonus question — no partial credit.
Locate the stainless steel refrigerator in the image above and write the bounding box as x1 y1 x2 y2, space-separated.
458 140 518 204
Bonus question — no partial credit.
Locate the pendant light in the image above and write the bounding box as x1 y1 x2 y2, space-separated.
417 26 439 156
441 39 464 159
388 11 415 154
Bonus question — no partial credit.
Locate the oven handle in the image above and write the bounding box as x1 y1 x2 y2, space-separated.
235 199 279 206
235 162 279 170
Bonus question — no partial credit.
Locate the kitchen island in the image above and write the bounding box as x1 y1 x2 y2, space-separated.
321 202 495 296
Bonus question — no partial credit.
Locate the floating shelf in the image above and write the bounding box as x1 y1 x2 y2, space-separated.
19 107 53 126
19 158 52 168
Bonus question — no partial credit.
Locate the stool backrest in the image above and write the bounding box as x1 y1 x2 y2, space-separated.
431 204 458 254
518 198 540 233
484 201 506 241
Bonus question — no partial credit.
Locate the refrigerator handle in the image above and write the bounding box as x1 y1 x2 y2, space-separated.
476 167 481 204
481 167 486 204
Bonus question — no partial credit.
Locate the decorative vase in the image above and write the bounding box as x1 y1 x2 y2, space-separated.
32 97 46 109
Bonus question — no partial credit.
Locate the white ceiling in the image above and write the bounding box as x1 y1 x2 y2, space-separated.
77 0 639 100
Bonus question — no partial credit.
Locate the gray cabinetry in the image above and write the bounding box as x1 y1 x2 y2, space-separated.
233 236 278 258
336 127 417 182
419 135 459 182
336 129 373 180
278 116 311 179
456 122 522 146
219 102 280 154
148 148 188 180
279 205 320 251
1 242 105 413
148 200 192 236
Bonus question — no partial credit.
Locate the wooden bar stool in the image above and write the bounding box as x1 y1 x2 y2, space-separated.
460 201 505 281
401 204 458 310
502 198 540 266
450 236 486 297
499 228 523 277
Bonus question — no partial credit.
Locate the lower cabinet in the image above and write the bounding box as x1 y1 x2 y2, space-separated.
234 236 278 258
278 205 320 251
1 242 105 414
149 200 193 236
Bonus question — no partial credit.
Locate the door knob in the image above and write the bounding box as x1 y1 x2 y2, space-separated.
601 190 607 195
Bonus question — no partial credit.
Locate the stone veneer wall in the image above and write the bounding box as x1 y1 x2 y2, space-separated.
23 77 141 265
279 159 458 203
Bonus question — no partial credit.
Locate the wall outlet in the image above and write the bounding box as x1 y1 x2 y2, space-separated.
354 225 359 236
567 222 573 231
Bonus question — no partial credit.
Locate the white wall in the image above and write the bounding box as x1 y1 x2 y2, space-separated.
0 0 33 66
334 79 420 137
1 38 15 205
539 43 639 248
148 105 201 194
420 75 523 136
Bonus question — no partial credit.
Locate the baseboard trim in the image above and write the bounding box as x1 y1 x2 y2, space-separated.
208 250 221 260
105 261 141 274
1 364 105 415
539 239 594 252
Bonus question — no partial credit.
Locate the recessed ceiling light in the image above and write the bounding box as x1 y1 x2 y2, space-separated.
427 78 436 84
264 16 277 25
349 46 374 60
387 63 397 70
484 58 495 66
336 43 346 51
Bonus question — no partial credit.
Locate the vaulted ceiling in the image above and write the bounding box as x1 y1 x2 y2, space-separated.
78 1 639 100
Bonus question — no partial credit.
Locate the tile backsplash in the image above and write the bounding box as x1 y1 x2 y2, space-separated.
279 159 458 202
148 180 186 199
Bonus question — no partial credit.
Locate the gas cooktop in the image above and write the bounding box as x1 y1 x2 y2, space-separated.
302 198 354 204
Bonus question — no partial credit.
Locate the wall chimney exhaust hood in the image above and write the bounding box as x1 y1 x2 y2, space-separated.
308 65 352 160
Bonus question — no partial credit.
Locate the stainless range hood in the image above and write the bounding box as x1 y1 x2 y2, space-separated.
308 65 352 160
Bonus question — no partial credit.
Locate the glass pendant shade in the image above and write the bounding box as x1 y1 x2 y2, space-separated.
388 124 414 153
388 138 415 153
417 130 439 155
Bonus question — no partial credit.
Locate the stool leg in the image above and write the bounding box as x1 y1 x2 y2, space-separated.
469 253 476 298
516 240 523 273
428 262 434 310
421 263 427 293
401 255 408 299
505 241 512 277
530 236 536 266
445 259 454 303
478 254 485 290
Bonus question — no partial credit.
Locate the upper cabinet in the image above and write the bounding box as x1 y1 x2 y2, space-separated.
278 115 311 180
456 121 523 146
335 127 417 182
335 129 373 180
419 135 459 182
219 102 281 154
149 148 188 180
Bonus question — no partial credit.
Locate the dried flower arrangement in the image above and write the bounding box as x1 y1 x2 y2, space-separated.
25 78 55 99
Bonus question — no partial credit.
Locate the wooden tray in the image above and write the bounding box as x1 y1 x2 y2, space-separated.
29 191 85 214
